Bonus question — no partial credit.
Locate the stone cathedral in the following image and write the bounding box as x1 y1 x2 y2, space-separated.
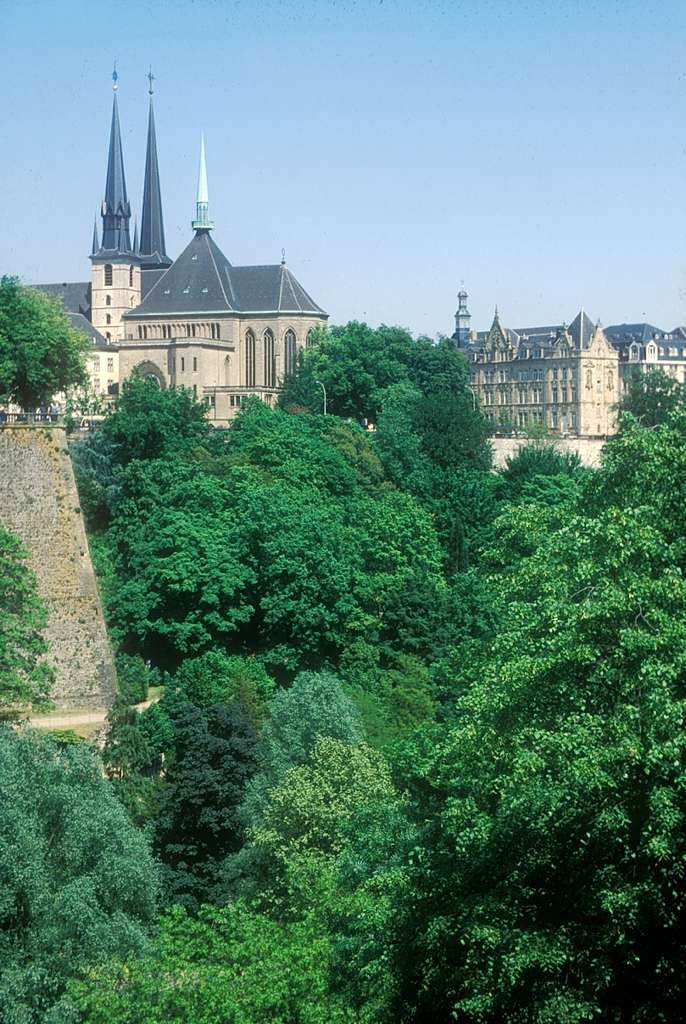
39 75 327 423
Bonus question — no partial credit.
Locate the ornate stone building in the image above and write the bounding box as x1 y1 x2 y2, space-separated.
37 74 327 422
605 323 686 394
453 296 619 437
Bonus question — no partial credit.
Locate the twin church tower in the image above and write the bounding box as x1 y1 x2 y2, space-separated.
83 70 327 421
90 71 172 342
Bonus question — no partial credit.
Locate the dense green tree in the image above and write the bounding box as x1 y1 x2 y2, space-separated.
102 696 164 826
70 431 122 530
0 276 88 410
364 417 686 1023
153 701 259 909
279 322 474 425
0 727 158 1023
114 652 160 704
279 322 413 422
102 375 212 465
618 366 684 427
496 442 586 514
374 382 495 570
344 654 437 750
0 526 53 713
70 902 356 1024
103 403 447 672
225 671 365 897
250 670 363 784
170 651 275 730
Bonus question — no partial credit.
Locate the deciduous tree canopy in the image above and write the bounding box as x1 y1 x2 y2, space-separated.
0 276 88 410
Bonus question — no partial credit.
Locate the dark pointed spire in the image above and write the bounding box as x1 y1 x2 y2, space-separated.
139 78 171 267
133 217 139 255
98 69 132 254
91 215 99 255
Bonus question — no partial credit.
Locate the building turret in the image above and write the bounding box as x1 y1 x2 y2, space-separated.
139 71 172 271
90 69 141 343
453 285 471 345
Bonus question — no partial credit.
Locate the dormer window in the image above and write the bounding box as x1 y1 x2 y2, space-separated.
191 254 198 261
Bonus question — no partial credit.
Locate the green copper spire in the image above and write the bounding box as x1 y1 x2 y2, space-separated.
192 133 213 231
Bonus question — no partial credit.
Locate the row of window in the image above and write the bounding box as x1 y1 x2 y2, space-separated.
243 328 301 388
91 357 115 372
136 322 222 341
103 265 135 288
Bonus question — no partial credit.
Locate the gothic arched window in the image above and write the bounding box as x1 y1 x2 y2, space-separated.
263 329 275 388
105 294 111 306
106 314 111 325
284 329 296 377
104 264 113 286
306 328 315 349
244 330 256 387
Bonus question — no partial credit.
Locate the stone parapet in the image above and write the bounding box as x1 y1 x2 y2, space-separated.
490 436 606 469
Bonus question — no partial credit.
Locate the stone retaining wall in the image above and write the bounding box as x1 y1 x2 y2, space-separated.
490 436 606 469
0 424 115 709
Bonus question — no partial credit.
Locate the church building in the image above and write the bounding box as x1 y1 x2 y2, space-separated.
39 73 328 422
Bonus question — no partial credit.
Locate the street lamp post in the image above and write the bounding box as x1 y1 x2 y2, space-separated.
465 384 477 411
315 379 327 416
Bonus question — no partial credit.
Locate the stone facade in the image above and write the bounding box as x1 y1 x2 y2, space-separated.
117 314 323 423
456 307 619 438
0 425 115 710
88 345 120 397
91 257 142 344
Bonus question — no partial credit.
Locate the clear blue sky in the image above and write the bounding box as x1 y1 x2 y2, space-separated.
1 0 684 335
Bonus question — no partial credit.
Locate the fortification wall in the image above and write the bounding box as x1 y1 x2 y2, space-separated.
490 436 606 470
0 424 115 709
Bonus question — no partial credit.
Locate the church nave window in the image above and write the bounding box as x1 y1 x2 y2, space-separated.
284 329 296 377
263 329 275 388
244 330 256 387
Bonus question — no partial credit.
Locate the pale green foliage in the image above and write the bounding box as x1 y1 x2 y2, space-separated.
248 736 395 864
254 670 364 782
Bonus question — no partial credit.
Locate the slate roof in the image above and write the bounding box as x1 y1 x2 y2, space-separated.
567 310 596 348
34 281 91 316
139 97 171 269
68 312 112 351
96 92 133 255
471 309 597 353
141 267 169 298
604 323 663 346
124 229 326 318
